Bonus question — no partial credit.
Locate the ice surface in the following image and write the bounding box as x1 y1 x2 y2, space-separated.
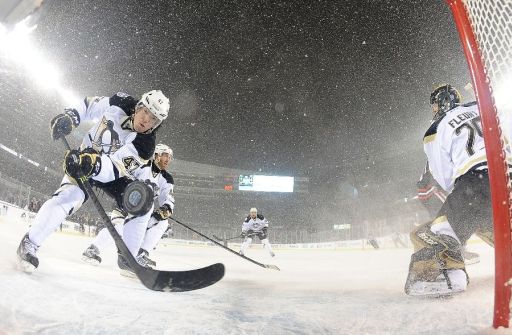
0 213 508 335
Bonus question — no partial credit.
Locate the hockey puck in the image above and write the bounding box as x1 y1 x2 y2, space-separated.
122 180 154 216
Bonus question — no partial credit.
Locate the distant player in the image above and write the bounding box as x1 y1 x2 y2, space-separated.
17 91 170 273
82 143 175 270
239 208 275 257
405 84 495 296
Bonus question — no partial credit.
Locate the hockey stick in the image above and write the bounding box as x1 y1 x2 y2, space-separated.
170 217 280 271
60 137 224 291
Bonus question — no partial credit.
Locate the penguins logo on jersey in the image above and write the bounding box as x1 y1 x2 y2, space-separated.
123 156 141 173
90 116 121 155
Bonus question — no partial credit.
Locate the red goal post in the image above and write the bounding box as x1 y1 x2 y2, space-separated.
446 0 512 328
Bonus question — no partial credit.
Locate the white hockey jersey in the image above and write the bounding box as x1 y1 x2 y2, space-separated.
70 92 156 184
423 102 486 192
132 160 175 212
242 214 268 233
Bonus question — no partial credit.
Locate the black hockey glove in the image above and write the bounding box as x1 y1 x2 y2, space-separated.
241 230 254 238
152 204 173 221
64 148 101 181
50 108 80 140
262 227 268 235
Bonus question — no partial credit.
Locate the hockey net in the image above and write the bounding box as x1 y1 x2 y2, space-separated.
446 0 512 329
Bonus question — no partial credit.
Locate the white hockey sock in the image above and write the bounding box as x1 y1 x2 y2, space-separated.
29 199 68 246
261 238 274 254
122 211 152 257
92 222 123 252
29 182 85 246
241 237 253 253
141 219 168 252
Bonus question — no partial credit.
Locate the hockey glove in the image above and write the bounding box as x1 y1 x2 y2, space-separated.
241 230 254 238
50 108 80 140
64 148 101 181
152 204 173 221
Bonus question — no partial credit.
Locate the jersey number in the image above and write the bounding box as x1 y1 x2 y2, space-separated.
455 116 483 156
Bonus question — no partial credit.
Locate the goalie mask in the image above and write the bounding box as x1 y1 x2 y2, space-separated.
430 84 462 119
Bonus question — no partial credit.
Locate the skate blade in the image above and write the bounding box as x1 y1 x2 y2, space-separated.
464 258 480 265
18 259 36 273
81 256 100 266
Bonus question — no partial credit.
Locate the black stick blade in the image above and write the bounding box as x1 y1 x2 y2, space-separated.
136 263 225 292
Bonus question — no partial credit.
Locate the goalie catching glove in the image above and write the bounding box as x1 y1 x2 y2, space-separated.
152 204 173 221
50 108 80 140
64 148 101 181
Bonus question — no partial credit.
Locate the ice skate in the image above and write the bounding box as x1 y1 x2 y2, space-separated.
82 244 102 265
17 233 39 273
118 251 153 278
138 248 156 268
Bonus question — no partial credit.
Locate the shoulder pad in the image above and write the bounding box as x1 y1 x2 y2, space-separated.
161 170 174 185
131 132 156 160
423 114 446 141
257 214 264 220
244 216 250 223
109 92 138 116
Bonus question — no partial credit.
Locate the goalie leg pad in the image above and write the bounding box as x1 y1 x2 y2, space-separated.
405 228 467 295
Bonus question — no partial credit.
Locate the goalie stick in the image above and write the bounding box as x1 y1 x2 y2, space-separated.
61 137 225 291
170 218 280 271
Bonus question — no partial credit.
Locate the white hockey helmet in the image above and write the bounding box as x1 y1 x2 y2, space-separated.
250 207 258 213
154 143 173 158
139 90 170 126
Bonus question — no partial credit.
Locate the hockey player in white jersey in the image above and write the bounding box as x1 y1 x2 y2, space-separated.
82 143 175 270
239 208 275 257
405 84 495 296
17 90 170 273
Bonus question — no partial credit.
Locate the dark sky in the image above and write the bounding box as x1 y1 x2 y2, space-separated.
1 0 473 197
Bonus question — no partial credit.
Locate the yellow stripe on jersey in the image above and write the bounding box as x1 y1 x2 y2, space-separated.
423 134 436 144
432 215 448 225
455 155 487 177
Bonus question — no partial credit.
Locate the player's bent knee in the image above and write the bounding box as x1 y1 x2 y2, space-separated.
52 183 86 215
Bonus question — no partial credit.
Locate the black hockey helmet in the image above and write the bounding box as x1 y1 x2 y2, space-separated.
430 84 462 115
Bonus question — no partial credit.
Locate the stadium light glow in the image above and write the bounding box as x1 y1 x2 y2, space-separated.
491 71 512 111
0 18 80 105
